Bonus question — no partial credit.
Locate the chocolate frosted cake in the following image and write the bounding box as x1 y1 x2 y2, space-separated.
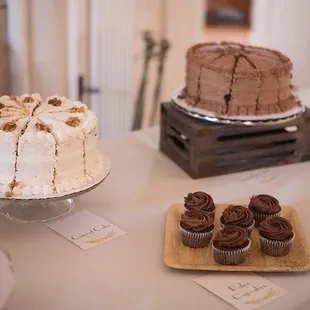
212 226 251 265
184 42 300 117
180 210 214 248
220 205 254 236
249 194 281 227
259 217 295 256
184 191 215 218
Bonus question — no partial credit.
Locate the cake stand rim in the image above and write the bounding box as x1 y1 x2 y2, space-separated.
0 154 111 202
171 85 306 125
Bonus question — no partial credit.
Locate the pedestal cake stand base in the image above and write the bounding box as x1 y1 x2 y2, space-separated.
0 198 75 223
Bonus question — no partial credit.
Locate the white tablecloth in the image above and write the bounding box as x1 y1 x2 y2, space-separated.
1 127 310 310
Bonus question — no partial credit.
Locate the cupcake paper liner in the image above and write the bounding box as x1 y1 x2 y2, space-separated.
179 225 214 248
252 210 281 227
220 220 255 237
259 233 295 257
212 239 251 265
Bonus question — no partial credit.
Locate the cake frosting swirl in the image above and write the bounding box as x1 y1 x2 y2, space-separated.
259 217 294 241
221 205 254 227
249 194 281 214
213 226 249 250
180 210 214 233
184 191 215 212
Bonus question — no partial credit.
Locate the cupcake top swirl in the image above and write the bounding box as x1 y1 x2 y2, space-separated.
180 210 214 233
249 194 281 214
221 205 254 227
184 191 215 212
213 226 249 250
259 217 294 241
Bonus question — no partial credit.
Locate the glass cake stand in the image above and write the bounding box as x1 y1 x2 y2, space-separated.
0 155 111 223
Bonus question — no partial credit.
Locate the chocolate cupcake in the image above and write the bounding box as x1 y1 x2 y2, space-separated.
212 226 251 265
248 194 281 227
179 210 214 248
184 191 215 218
220 205 255 236
259 217 295 256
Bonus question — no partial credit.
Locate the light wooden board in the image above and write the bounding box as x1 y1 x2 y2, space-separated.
164 204 310 272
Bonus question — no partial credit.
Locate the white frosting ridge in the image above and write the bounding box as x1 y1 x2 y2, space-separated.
14 118 55 196
0 117 30 191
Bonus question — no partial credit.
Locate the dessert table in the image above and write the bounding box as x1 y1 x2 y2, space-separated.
1 127 310 310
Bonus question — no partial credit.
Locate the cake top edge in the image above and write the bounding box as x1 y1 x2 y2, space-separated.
186 42 292 73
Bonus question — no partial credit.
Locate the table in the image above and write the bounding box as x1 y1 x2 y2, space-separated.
1 127 310 310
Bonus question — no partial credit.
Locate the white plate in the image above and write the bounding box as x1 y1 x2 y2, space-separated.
171 85 305 125
0 247 14 309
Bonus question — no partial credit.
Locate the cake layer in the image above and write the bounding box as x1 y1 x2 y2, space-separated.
184 42 299 117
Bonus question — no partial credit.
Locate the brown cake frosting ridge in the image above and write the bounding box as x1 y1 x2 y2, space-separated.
184 42 300 117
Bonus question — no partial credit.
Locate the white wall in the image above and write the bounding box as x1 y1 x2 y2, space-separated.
250 0 310 90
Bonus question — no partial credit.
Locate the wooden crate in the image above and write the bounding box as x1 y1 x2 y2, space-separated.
159 102 310 179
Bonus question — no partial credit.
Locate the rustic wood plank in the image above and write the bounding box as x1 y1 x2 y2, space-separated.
160 102 310 178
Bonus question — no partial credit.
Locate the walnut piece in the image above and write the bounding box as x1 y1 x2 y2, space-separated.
48 98 62 107
66 117 80 127
23 96 34 103
69 106 86 113
9 180 19 191
5 191 13 198
2 121 17 132
0 103 4 109
35 122 51 133
10 96 18 101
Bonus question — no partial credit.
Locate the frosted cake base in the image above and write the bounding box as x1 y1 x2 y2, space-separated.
171 86 305 125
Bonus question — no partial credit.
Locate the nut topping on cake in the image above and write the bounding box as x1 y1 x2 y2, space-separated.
1 121 17 132
66 117 80 127
23 96 34 103
35 122 51 133
5 191 13 198
0 103 4 109
69 106 86 113
48 98 62 107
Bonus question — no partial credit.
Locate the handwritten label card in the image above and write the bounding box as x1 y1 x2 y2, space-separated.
194 273 287 310
47 210 126 250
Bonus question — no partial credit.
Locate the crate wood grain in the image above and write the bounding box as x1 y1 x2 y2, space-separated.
164 204 310 272
160 102 310 178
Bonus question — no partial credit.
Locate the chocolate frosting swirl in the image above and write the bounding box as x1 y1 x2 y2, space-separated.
249 194 281 214
184 191 215 212
221 205 254 227
180 210 214 233
259 217 294 241
213 226 249 250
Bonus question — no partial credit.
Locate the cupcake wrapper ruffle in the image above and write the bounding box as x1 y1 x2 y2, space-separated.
220 221 255 237
253 211 281 227
179 225 213 248
259 233 295 257
212 239 251 265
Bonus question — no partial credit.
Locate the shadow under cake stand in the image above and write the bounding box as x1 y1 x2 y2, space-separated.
0 154 111 223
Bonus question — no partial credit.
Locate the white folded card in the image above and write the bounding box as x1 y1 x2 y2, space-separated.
47 210 126 250
194 273 287 310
